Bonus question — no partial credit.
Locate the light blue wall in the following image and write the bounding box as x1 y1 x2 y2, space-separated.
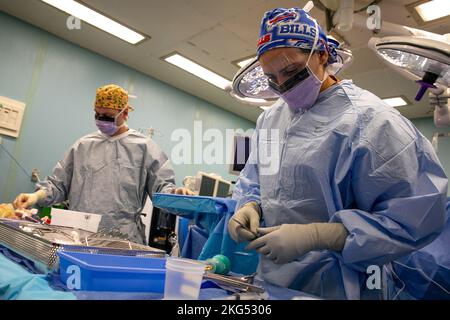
0 12 255 203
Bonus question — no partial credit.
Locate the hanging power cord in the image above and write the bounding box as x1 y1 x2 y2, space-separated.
0 142 33 180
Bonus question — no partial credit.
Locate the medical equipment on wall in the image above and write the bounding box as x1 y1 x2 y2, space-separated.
129 94 165 139
0 96 26 138
137 126 165 139
183 172 231 197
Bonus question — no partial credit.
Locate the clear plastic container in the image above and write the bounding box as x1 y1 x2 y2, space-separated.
164 258 205 300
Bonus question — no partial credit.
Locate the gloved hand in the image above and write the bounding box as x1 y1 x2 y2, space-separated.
245 223 349 264
0 203 16 219
13 189 47 209
228 202 261 243
172 187 195 195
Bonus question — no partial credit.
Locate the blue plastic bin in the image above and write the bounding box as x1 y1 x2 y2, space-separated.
152 194 259 274
57 251 166 292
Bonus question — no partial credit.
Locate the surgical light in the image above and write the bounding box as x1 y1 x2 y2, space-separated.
41 0 146 44
236 57 256 69
227 58 278 106
369 36 450 101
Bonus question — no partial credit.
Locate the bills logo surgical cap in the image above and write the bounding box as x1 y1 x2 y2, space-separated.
257 7 337 65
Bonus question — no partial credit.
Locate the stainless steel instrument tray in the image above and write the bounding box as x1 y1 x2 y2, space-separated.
0 219 166 273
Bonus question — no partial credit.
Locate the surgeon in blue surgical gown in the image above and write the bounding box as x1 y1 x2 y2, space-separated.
228 7 448 299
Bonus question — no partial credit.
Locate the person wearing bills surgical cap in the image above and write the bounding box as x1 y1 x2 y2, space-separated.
228 7 447 299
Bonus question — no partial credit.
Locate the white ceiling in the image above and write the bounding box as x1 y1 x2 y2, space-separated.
0 0 449 122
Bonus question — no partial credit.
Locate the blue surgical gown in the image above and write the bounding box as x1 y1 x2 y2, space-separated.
232 80 448 299
37 129 176 244
392 199 450 299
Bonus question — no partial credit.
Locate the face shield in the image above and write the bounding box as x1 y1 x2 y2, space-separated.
263 51 314 94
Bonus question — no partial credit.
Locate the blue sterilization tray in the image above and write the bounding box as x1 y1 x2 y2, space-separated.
58 251 166 292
